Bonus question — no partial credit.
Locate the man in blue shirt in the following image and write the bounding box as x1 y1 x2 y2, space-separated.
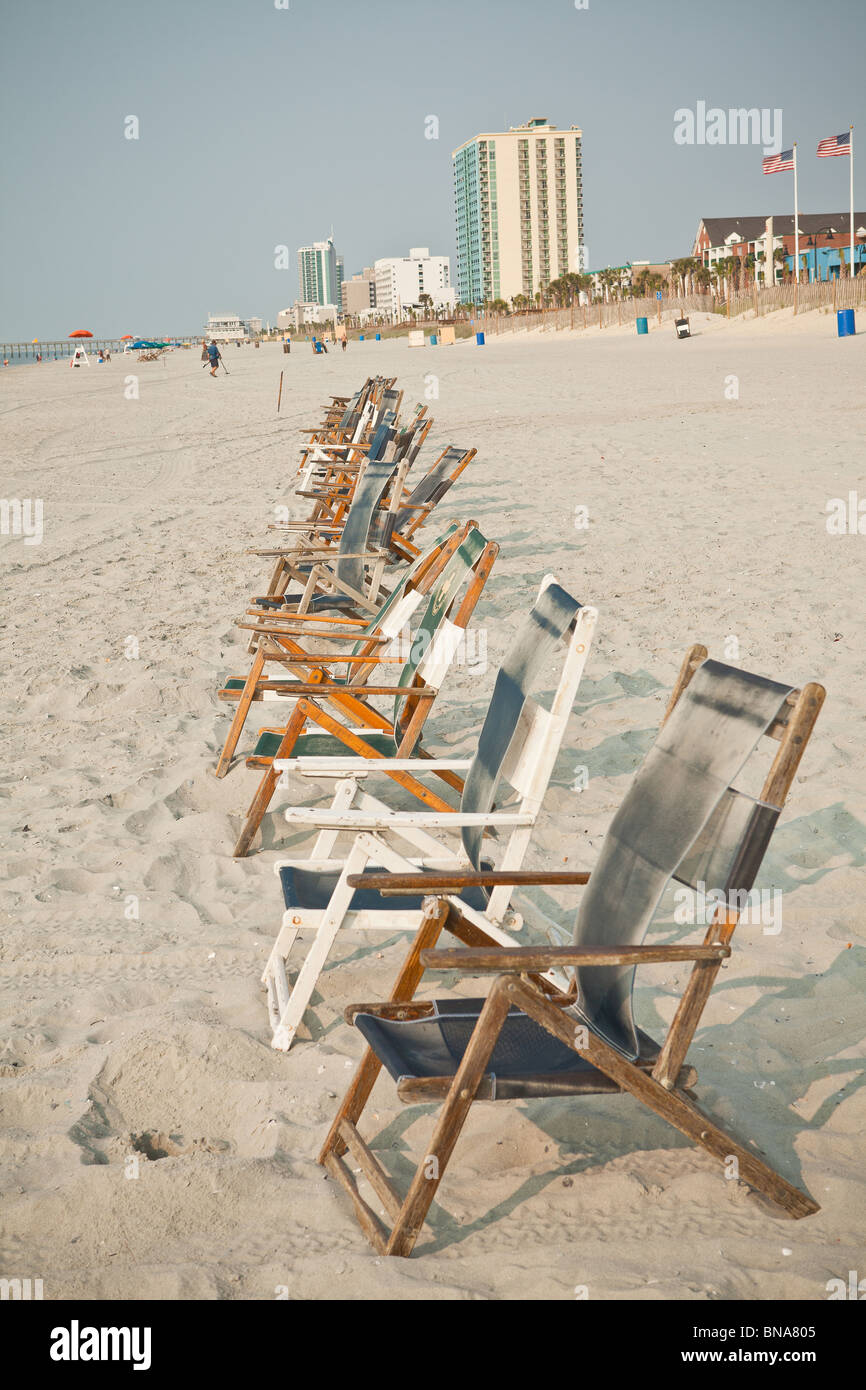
207 340 221 376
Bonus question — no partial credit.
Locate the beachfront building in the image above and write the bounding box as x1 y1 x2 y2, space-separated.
373 249 455 318
452 117 585 305
297 237 344 307
278 301 340 332
693 214 866 283
205 314 247 342
341 269 377 315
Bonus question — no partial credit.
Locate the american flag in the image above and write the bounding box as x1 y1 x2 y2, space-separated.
762 149 795 174
817 132 851 157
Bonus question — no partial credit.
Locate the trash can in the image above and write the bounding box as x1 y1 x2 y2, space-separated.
359 334 364 341
837 308 855 337
375 332 381 341
429 334 437 345
636 317 649 335
476 331 485 345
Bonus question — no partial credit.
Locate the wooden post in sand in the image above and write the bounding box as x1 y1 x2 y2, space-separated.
583 303 587 329
598 300 602 329
277 371 284 414
833 277 837 313
754 281 759 318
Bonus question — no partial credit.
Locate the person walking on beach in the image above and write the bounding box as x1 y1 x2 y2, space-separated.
200 339 209 363
207 340 221 377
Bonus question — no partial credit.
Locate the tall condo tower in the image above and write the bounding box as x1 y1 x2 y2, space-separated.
297 237 344 306
452 117 584 304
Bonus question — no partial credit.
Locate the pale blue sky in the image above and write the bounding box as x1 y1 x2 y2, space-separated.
1 0 863 338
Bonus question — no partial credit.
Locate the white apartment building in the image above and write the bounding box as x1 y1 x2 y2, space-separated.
373 248 455 317
277 301 339 332
205 313 248 342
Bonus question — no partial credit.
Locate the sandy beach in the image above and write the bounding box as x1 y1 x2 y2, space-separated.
1 317 864 1300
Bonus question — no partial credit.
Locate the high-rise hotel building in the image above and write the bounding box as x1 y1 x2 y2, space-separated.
452 117 584 304
297 237 344 307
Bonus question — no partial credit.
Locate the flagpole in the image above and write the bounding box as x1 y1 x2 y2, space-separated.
793 144 800 283
850 125 855 281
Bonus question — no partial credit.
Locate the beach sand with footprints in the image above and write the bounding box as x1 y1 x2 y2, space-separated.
1 317 864 1299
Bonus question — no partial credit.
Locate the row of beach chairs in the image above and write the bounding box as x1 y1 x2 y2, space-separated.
213 375 826 1257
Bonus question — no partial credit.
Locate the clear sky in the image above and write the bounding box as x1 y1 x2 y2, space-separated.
1 0 864 338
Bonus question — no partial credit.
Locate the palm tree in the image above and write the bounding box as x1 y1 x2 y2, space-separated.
418 293 433 321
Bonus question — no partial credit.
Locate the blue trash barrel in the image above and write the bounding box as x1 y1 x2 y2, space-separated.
359 334 365 341
837 308 855 337
636 317 648 335
429 333 437 345
375 332 381 341
476 331 485 346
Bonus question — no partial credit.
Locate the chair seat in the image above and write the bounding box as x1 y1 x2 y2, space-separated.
354 1001 659 1100
279 864 492 915
307 593 364 615
252 730 398 760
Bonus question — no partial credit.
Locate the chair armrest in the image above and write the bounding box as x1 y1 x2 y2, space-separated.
348 870 590 891
275 756 472 774
257 682 434 697
246 610 368 627
418 943 731 972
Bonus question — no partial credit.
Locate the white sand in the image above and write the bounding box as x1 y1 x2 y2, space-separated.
1 315 864 1300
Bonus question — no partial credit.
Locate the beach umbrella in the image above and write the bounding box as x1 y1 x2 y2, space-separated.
120 334 134 341
68 330 94 338
32 337 39 343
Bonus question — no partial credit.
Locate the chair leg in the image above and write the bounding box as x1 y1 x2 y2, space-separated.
629 1080 819 1219
386 976 513 1256
232 701 309 857
216 648 266 778
270 840 370 1050
509 978 819 1220
319 898 451 1164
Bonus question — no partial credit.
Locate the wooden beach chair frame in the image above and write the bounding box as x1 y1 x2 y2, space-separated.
215 523 470 779
229 527 499 856
317 647 825 1256
259 586 597 1049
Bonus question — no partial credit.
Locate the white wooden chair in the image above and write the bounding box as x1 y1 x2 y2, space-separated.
261 581 598 1050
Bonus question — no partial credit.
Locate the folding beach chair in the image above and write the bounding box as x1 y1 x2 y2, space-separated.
264 440 474 609
260 582 597 1050
318 647 825 1255
261 408 433 602
371 446 478 561
215 522 472 779
228 524 498 856
249 456 410 621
